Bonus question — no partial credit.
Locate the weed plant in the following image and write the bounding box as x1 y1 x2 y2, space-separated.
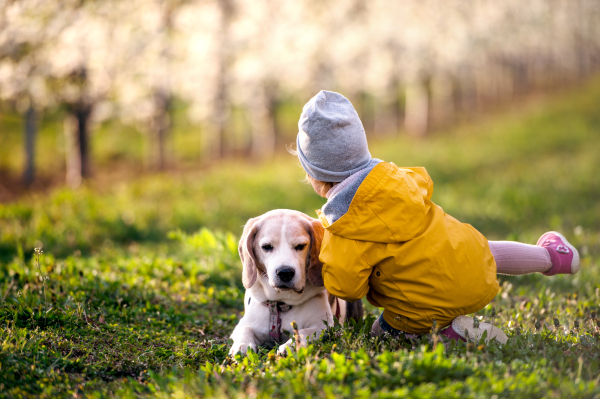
1 79 600 397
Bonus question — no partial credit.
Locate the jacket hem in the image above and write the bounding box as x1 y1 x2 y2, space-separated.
382 285 500 335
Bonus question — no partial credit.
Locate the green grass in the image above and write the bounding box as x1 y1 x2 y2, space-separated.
1 78 600 398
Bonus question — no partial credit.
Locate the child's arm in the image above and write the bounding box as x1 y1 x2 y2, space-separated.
320 236 372 302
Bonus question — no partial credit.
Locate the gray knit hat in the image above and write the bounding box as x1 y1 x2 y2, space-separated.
296 90 375 183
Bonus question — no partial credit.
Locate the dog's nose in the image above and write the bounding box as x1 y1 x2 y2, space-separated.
276 267 295 283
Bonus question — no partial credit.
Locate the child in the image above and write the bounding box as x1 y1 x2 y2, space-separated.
294 90 580 343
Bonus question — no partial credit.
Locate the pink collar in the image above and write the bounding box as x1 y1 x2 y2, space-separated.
259 297 341 344
262 300 292 343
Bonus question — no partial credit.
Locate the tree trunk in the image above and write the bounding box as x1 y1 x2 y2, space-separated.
393 81 404 135
576 0 586 80
150 90 171 170
249 87 276 160
373 92 397 137
430 74 454 128
214 77 228 159
359 92 374 136
65 104 92 188
211 0 234 160
23 105 37 187
76 107 91 179
404 80 429 137
511 60 528 96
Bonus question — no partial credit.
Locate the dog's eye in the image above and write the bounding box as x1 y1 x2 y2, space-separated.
261 244 273 252
294 244 307 251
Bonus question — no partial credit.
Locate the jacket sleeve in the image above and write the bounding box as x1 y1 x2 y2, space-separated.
320 233 372 302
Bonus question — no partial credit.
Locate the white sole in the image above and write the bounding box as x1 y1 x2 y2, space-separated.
537 231 580 275
452 315 508 344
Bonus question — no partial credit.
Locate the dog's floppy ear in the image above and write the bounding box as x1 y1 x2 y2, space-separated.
239 217 260 289
305 218 325 287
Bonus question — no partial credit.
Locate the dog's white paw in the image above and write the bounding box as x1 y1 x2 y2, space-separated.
277 338 309 356
229 341 256 356
277 339 294 356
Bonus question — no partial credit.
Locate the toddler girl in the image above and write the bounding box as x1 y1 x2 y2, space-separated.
294 90 580 343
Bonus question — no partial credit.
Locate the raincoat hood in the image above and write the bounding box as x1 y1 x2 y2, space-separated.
318 163 434 244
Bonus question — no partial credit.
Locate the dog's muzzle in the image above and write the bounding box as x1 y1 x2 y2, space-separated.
275 267 295 283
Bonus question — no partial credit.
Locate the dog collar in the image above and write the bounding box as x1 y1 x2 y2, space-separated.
262 300 292 343
251 297 340 344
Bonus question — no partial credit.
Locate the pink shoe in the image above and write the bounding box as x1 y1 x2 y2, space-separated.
537 231 580 276
444 316 508 344
440 323 465 342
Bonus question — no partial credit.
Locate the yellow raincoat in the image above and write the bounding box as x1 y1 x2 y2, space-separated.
318 162 498 334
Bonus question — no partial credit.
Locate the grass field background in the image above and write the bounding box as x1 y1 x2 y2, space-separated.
1 78 600 397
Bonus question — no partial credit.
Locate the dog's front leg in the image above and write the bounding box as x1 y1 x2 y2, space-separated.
277 326 323 356
229 325 258 356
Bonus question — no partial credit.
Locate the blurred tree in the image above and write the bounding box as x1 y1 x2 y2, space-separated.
22 104 36 186
122 0 191 171
0 0 120 187
147 0 182 171
61 67 94 187
171 0 236 160
46 3 120 187
213 0 235 159
231 0 285 159
0 0 54 186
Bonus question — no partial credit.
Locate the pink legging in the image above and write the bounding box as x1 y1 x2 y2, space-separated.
489 241 551 275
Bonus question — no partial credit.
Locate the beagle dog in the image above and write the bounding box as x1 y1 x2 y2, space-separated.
229 209 363 356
